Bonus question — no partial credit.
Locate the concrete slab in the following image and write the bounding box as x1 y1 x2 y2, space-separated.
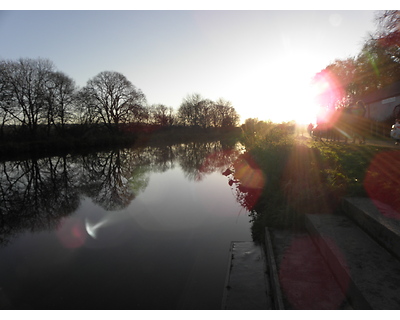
306 213 400 309
221 241 271 310
343 197 400 260
269 229 350 310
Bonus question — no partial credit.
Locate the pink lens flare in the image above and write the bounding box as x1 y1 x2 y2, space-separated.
56 217 87 249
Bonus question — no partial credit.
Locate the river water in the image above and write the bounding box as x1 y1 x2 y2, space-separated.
0 140 252 309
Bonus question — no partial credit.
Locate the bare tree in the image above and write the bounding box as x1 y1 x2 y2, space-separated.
178 93 204 127
178 94 239 128
1 58 55 138
75 88 98 126
214 98 240 127
81 71 147 132
199 98 214 128
149 104 175 126
44 71 77 134
0 61 13 138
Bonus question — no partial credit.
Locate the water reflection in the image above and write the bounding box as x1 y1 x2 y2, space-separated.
0 141 242 247
223 153 265 212
0 156 80 245
79 150 149 211
0 140 251 309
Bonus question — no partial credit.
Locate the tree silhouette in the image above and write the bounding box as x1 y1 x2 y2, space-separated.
0 58 58 138
149 104 175 126
80 71 147 132
177 93 240 128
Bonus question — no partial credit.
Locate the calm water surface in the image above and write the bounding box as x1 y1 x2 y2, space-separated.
0 141 252 309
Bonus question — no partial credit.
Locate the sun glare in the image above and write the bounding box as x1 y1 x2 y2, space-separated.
261 79 320 125
248 55 322 125
225 55 323 125
291 83 320 125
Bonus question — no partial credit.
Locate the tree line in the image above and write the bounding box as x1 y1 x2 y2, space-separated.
0 58 240 141
315 11 400 111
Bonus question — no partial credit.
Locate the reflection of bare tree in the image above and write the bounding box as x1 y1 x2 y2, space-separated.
0 140 242 246
176 141 208 181
0 156 80 245
177 141 242 181
148 145 176 173
80 149 150 211
82 145 177 210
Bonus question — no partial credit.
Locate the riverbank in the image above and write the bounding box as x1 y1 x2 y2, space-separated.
238 128 400 243
0 126 241 162
222 130 400 309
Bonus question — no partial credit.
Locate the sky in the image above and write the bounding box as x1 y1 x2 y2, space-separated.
0 6 381 124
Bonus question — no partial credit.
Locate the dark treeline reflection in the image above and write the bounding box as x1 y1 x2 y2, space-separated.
0 140 242 246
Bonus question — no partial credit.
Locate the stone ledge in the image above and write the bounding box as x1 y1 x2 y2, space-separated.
221 241 271 310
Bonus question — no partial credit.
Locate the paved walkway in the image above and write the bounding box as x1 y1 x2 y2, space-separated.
221 242 272 309
268 229 352 310
364 137 399 148
296 134 400 149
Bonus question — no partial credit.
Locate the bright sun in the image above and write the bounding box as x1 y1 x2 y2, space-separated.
261 79 320 125
245 56 321 125
225 55 322 125
260 51 326 125
289 83 320 125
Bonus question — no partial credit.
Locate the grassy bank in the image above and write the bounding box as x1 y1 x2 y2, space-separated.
238 124 399 242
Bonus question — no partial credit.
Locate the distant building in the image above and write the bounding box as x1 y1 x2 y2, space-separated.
356 81 400 136
361 81 400 121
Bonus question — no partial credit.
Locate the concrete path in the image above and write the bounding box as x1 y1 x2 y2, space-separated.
298 134 400 149
268 228 351 310
222 234 351 309
221 242 271 309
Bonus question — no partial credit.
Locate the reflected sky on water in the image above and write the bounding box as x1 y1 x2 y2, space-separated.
0 141 252 309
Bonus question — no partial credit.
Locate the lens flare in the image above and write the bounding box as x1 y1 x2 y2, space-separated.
366 51 380 77
313 69 345 110
364 150 400 216
229 154 266 210
279 235 349 309
85 218 110 239
280 144 343 215
56 217 87 249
